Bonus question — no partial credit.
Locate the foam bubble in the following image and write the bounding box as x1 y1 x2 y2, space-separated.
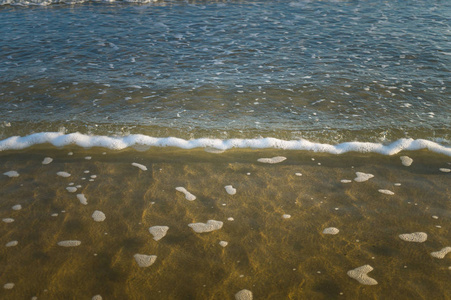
399 232 427 243
439 168 451 173
235 289 253 300
85 156 92 160
132 162 147 171
92 295 102 300
3 171 19 177
12 204 22 211
347 265 378 285
77 194 88 205
134 254 157 267
188 220 223 233
58 240 81 247
227 217 234 221
295 173 302 176
431 247 451 259
378 189 394 195
176 187 196 201
400 156 413 166
257 156 287 164
0 134 450 156
66 187 77 193
323 227 339 235
225 185 236 195
2 218 14 223
3 283 14 289
219 241 228 247
354 172 374 182
148 226 169 241
92 210 106 222
42 157 53 164
57 171 71 178
5 241 18 247
282 214 291 219
341 179 352 183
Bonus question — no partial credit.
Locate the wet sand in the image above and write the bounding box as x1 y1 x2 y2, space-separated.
1 147 450 299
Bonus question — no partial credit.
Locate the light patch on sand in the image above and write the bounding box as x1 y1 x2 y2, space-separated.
439 168 450 173
92 295 102 300
149 226 169 241
134 254 157 267
176 187 196 201
219 241 228 247
257 156 286 164
394 183 401 186
378 189 394 195
282 214 291 219
235 289 253 300
3 283 14 289
132 162 147 171
3 171 19 177
400 156 413 166
341 179 352 183
5 241 18 247
432 215 439 219
85 156 92 160
228 217 234 221
323 227 339 235
295 173 302 176
77 194 88 205
225 185 236 195
66 187 77 193
2 218 14 223
58 240 81 247
430 247 451 259
92 210 106 222
12 204 22 211
42 157 53 164
347 265 378 285
399 232 427 243
188 220 223 233
57 171 71 178
354 172 374 182
51 213 58 217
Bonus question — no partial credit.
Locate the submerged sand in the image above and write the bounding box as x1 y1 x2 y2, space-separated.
0 147 450 299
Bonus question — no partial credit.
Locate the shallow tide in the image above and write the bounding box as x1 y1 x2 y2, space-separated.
1 147 450 299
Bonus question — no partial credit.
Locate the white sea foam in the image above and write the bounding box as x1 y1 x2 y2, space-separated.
430 247 451 259
12 204 22 211
92 295 102 300
134 254 157 267
2 218 14 223
5 240 18 247
66 187 77 193
176 187 196 201
225 185 236 195
399 232 427 243
42 157 53 164
3 171 19 177
188 220 223 233
347 265 378 285
354 172 374 182
3 283 14 289
219 241 228 247
58 240 81 247
1 133 449 156
235 289 253 300
132 162 147 171
323 227 339 235
400 156 413 166
77 194 88 205
149 226 169 241
257 156 287 164
57 171 71 178
378 189 394 195
439 168 451 173
92 210 106 222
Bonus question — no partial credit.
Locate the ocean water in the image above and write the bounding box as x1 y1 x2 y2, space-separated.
0 0 451 299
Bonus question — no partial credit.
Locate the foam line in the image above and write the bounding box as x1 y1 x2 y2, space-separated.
0 133 450 156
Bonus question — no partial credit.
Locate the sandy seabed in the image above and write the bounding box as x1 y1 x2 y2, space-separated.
1 147 450 299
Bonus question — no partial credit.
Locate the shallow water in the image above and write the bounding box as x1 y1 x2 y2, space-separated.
1 148 450 299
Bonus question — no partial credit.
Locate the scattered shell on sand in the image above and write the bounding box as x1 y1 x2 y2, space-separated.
188 220 223 233
12 204 22 211
176 187 196 201
66 187 77 193
354 172 374 182
57 240 81 247
134 254 157 267
92 295 102 300
57 171 71 178
149 226 169 241
42 157 53 165
257 156 286 164
225 185 237 195
399 232 427 243
282 214 291 219
347 265 378 285
430 247 451 259
323 227 339 235
5 241 18 247
92 210 106 222
378 189 394 195
219 241 228 247
400 156 413 166
235 289 253 300
132 162 147 171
